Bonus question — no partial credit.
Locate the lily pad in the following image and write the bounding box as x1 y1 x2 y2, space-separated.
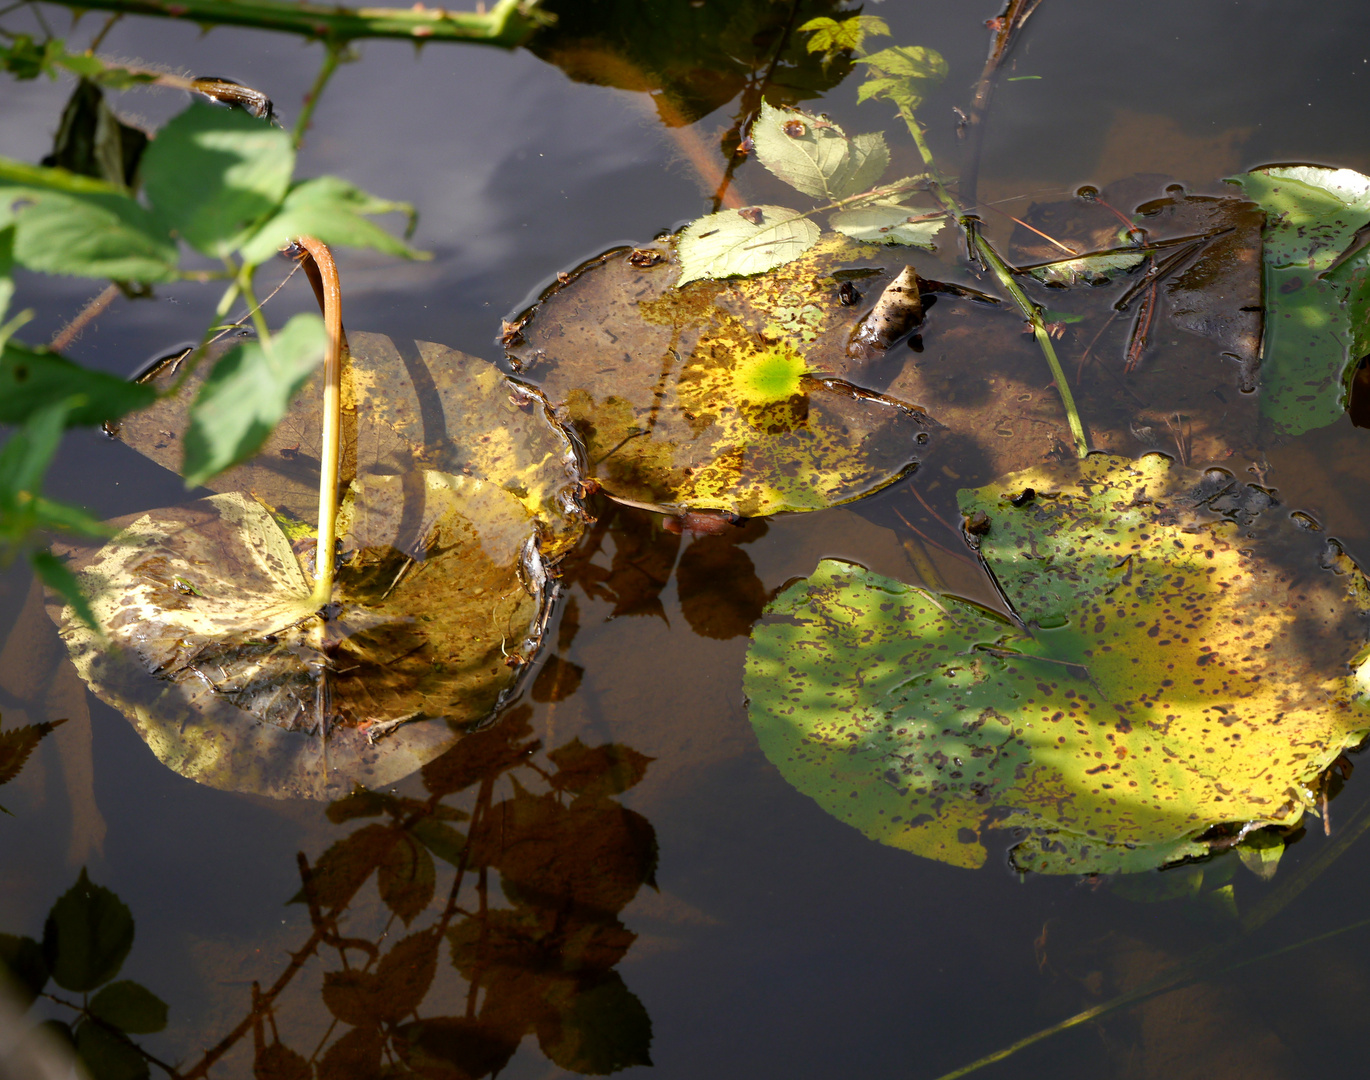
50 339 586 798
116 331 584 561
1229 165 1370 437
745 453 1370 874
505 235 936 517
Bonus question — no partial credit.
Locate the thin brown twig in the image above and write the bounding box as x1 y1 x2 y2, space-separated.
49 283 120 353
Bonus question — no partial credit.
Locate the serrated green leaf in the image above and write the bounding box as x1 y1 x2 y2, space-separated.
1025 249 1145 286
0 398 69 504
676 206 819 283
42 868 134 992
830 204 945 246
141 101 293 258
181 314 326 487
238 176 424 266
1 35 61 80
751 102 854 200
0 339 155 426
830 131 890 200
0 159 176 281
88 979 168 1034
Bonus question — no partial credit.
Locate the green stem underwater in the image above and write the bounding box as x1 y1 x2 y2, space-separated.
896 103 1088 458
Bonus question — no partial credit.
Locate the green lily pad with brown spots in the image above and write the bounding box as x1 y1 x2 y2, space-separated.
504 235 935 517
744 453 1370 874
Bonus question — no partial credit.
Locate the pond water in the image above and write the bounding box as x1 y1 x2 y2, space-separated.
7 1 1370 1077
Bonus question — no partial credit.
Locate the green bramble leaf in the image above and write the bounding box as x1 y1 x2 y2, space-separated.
676 206 820 284
238 176 425 266
751 102 889 202
1025 249 1146 286
141 101 293 258
181 314 327 487
32 551 100 633
0 338 155 427
0 933 49 1008
0 159 177 282
855 46 949 111
830 204 945 247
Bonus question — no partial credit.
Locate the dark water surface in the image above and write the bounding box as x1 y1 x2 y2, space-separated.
6 2 1370 1077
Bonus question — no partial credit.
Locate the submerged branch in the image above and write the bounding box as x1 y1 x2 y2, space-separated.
33 0 545 46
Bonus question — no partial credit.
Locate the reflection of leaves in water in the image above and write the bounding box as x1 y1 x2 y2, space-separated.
676 519 771 639
746 454 1370 874
527 0 854 126
0 870 168 1079
233 707 661 1078
558 501 681 623
0 711 63 813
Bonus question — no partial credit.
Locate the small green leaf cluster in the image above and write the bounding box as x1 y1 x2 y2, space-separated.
676 102 944 284
0 60 421 620
0 869 167 1080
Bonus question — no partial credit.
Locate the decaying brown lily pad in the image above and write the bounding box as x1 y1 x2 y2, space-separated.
505 235 937 517
118 331 585 560
50 340 586 798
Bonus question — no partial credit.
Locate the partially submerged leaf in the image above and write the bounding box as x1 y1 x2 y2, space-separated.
830 203 944 247
1025 249 1144 286
507 235 936 517
745 453 1370 874
676 206 820 284
854 45 948 110
1230 165 1370 436
751 102 890 202
50 473 555 799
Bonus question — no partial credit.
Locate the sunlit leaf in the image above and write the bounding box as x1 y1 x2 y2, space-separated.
88 979 168 1034
745 454 1370 874
751 101 887 202
42 868 134 992
676 205 820 284
238 176 424 266
508 235 936 517
830 203 945 246
140 101 293 257
181 314 327 487
1230 165 1370 436
0 158 176 281
1237 830 1284 881
1024 248 1144 286
0 224 14 319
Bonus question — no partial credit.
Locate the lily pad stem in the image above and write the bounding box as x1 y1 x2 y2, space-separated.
896 104 1089 458
294 236 343 607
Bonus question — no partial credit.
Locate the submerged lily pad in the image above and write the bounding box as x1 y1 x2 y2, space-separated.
745 453 1370 874
506 235 935 517
50 339 585 798
1229 165 1370 437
